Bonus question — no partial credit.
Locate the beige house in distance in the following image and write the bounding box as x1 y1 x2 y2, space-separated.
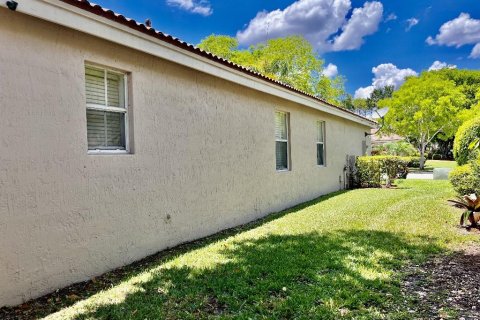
0 0 376 307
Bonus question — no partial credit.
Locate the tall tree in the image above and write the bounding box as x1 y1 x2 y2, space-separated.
197 35 239 60
198 35 345 104
434 69 480 109
341 94 355 110
414 69 480 160
380 72 466 169
366 85 394 110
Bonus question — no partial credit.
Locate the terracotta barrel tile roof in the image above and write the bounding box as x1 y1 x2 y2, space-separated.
59 0 375 125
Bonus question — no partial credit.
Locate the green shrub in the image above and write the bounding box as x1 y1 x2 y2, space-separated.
400 156 420 168
471 157 480 194
356 156 409 188
449 153 480 195
453 117 480 165
356 157 382 187
449 164 477 195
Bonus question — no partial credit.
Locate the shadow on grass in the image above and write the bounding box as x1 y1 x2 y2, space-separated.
1 189 446 319
70 230 441 320
0 191 348 320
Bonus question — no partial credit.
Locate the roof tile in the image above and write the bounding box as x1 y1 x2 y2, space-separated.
59 0 375 125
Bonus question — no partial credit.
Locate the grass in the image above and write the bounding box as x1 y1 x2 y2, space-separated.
424 160 458 170
39 180 477 320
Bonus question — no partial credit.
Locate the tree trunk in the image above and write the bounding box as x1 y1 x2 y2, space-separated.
419 142 426 170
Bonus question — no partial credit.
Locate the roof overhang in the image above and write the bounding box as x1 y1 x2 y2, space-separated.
1 0 377 128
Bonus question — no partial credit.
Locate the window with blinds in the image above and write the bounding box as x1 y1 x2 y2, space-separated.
317 121 326 166
85 65 128 152
275 111 289 171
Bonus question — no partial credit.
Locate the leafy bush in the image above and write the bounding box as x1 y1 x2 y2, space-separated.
449 157 480 195
400 156 420 168
356 156 409 188
449 164 476 195
356 157 383 187
372 141 419 157
453 117 480 165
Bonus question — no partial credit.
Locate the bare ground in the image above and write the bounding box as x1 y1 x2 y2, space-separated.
398 239 480 320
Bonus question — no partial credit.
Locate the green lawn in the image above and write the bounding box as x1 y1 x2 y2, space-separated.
424 160 458 170
42 180 477 320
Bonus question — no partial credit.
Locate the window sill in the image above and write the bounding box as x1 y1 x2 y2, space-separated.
276 169 291 173
88 149 130 155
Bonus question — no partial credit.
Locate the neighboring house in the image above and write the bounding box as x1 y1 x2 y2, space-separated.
0 0 376 307
363 107 404 146
371 131 404 146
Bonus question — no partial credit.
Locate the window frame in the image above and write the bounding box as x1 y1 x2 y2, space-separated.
85 63 130 154
316 120 326 167
275 110 290 172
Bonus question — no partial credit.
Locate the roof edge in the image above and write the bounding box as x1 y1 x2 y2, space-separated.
3 0 377 128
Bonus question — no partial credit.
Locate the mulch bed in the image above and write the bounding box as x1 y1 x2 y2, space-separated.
398 239 480 320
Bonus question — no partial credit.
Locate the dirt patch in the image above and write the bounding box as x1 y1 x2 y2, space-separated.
399 244 480 319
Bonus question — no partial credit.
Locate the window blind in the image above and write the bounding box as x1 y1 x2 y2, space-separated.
107 71 123 107
275 111 289 170
317 121 325 166
85 66 106 106
85 65 127 151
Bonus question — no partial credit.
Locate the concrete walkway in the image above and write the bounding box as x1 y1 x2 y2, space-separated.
406 168 452 180
406 172 434 180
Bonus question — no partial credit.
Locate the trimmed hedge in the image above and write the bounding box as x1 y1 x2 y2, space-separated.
453 117 480 165
356 156 409 188
402 156 420 168
449 157 480 195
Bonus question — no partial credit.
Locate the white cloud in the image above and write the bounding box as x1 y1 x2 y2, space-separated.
166 0 212 16
236 0 383 52
470 43 480 58
331 1 383 51
426 13 480 58
385 13 397 22
427 13 480 47
354 86 374 99
321 63 338 78
405 18 419 31
354 63 418 98
428 60 457 71
371 63 417 88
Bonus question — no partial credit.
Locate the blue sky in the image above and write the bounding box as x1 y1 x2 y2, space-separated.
93 0 480 97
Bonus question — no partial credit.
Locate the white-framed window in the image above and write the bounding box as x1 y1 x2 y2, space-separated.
85 64 129 153
316 121 326 166
275 111 290 171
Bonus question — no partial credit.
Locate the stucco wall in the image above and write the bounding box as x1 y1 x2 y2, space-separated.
0 9 371 307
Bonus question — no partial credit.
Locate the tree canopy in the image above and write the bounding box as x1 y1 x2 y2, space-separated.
198 34 346 104
434 69 480 109
380 72 466 168
367 86 394 110
341 86 393 117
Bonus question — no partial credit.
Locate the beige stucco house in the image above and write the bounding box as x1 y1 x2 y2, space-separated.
0 0 375 307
